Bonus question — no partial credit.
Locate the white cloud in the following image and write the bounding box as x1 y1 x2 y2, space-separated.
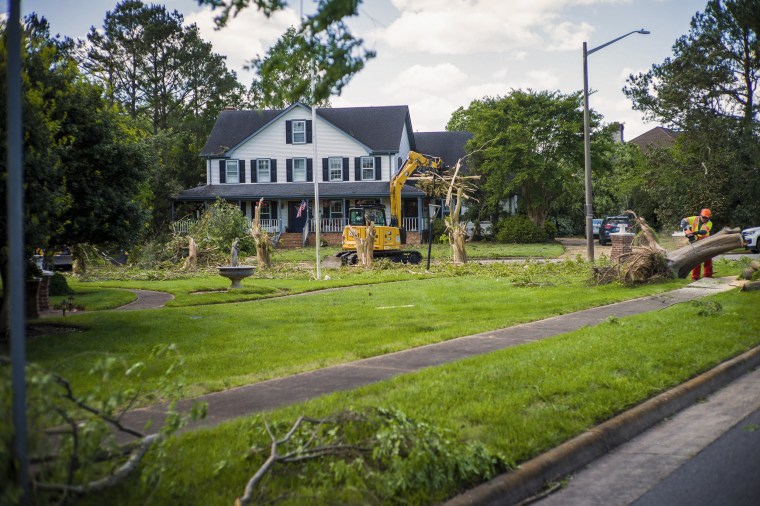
382 0 627 54
384 63 469 95
184 5 299 79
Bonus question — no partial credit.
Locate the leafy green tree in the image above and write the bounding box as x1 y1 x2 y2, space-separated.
48 80 151 254
247 27 333 108
81 1 247 231
1 16 68 330
447 90 592 228
198 0 375 105
624 0 760 226
0 16 151 331
83 1 245 134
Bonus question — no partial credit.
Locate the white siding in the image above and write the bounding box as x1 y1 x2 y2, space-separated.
223 107 378 184
397 122 412 174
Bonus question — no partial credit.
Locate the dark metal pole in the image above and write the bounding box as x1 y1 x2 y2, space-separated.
6 0 31 501
582 42 594 263
426 200 434 270
582 29 649 264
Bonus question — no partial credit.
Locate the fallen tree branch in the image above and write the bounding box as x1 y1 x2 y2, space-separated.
35 434 160 494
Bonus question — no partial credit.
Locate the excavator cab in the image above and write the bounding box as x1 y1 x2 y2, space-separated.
348 206 387 227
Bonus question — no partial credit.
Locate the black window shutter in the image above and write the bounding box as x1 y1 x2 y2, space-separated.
375 156 382 180
239 160 246 183
285 120 292 144
240 201 246 216
219 160 226 184
250 160 257 183
322 158 329 181
306 158 313 182
306 120 313 143
286 159 293 182
354 157 361 181
271 201 278 220
270 159 277 182
342 157 349 181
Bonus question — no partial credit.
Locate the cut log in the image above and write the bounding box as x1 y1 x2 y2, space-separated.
666 228 744 278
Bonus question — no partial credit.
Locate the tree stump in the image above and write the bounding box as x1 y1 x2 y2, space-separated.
251 198 272 269
348 223 375 266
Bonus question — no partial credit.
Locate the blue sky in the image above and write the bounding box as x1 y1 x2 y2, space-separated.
7 0 707 139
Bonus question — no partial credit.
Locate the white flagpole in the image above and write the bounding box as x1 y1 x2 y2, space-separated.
310 27 321 279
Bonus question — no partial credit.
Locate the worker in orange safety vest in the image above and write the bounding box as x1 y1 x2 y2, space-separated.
680 208 713 280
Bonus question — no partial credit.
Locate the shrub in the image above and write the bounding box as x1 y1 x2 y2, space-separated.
495 215 547 244
544 220 558 240
189 198 252 254
48 272 73 296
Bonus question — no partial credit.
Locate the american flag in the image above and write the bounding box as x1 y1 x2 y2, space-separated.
296 200 307 218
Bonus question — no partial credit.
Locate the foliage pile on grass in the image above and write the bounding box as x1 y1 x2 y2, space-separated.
232 408 506 505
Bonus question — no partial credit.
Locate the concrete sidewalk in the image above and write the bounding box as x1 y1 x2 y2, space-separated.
119 276 743 438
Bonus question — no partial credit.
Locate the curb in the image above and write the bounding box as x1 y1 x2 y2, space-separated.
444 344 760 506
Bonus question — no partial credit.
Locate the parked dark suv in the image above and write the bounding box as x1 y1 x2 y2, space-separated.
599 215 633 246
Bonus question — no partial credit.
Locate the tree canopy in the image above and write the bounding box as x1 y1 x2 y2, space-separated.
1 15 152 329
448 90 594 228
624 0 760 226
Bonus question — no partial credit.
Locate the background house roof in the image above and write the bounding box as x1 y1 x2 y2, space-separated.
628 126 681 152
175 182 425 201
200 104 415 157
413 131 473 168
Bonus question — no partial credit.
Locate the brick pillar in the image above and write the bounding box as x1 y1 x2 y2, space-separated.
38 272 52 312
610 232 634 263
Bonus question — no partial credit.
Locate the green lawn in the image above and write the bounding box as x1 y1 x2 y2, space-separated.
29 260 691 403
85 287 760 505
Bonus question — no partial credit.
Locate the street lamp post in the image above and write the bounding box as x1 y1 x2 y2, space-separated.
583 29 649 262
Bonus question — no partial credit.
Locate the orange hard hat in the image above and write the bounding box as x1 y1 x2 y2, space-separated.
700 208 712 218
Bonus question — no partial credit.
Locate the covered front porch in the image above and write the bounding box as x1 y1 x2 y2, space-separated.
171 181 433 247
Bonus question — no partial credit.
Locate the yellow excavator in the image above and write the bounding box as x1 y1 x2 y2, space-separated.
337 151 444 265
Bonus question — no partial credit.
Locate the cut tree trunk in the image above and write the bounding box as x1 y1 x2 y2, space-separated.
348 223 375 266
251 198 272 269
666 228 744 278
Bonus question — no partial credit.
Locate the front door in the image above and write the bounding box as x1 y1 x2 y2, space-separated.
288 200 308 232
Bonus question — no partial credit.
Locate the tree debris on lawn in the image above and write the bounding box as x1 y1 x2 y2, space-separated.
594 210 745 285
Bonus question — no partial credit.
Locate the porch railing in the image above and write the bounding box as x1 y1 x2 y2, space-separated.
402 217 420 232
310 217 347 233
307 217 422 233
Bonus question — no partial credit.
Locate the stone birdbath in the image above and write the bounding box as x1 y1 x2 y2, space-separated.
218 238 254 289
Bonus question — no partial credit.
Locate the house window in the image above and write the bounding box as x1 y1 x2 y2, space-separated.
226 160 239 184
329 157 343 181
329 200 343 218
293 158 307 181
257 159 271 183
258 201 272 220
361 157 375 180
292 120 306 144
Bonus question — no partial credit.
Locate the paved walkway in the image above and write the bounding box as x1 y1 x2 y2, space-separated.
112 289 174 311
118 276 743 440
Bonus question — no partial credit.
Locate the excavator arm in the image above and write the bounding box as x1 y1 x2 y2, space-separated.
389 151 443 226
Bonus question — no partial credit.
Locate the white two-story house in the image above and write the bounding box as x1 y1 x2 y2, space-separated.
173 102 471 245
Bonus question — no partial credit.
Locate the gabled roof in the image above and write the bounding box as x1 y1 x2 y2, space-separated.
318 105 414 153
174 182 424 201
414 131 473 168
201 104 414 157
628 127 681 152
201 109 284 157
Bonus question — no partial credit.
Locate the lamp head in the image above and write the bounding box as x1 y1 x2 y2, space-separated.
638 29 651 34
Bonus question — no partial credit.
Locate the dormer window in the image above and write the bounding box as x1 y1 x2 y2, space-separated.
292 120 306 144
